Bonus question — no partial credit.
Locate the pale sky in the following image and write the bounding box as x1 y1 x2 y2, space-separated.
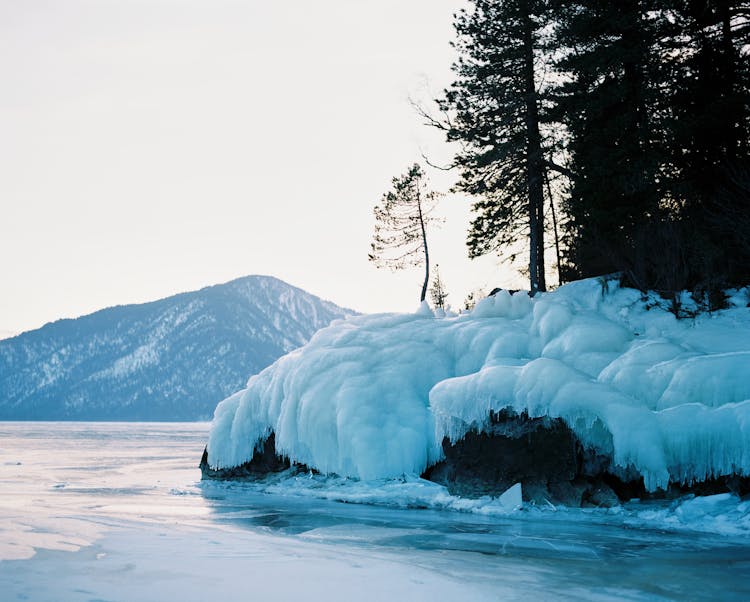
1 0 522 336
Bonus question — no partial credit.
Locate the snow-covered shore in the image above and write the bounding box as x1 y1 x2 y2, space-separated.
207 277 750 493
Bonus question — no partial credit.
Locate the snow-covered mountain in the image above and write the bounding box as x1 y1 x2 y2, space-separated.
0 276 355 420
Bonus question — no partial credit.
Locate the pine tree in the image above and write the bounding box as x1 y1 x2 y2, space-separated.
660 0 750 289
434 0 555 294
552 0 664 288
428 0 750 295
429 265 449 310
552 0 750 292
369 164 441 302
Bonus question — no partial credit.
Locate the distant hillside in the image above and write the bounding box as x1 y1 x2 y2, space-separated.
0 276 355 420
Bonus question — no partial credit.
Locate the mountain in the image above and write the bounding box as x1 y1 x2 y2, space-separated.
0 276 355 420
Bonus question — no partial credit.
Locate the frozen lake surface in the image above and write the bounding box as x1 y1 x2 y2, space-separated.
1 422 749 601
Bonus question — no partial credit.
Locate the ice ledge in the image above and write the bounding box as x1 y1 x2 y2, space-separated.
205 277 750 496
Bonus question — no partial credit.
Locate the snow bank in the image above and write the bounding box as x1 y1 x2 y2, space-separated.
207 277 750 491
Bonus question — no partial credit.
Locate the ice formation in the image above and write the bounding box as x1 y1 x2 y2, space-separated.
207 277 750 491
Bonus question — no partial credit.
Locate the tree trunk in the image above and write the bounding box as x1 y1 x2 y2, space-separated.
719 0 741 158
521 4 546 294
545 168 563 286
417 190 430 303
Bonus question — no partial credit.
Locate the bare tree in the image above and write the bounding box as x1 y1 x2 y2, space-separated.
369 164 441 302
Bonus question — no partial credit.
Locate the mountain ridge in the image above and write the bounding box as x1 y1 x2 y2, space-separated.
0 275 355 421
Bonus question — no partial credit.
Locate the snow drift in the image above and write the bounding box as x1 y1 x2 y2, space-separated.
207 277 750 492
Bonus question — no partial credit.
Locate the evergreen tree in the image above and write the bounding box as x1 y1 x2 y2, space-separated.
462 288 487 311
429 0 750 296
435 0 555 294
429 264 449 309
552 1 664 288
552 0 750 292
369 164 440 302
660 0 750 289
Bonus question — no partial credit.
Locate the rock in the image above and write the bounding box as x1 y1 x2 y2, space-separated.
489 287 522 297
422 411 579 502
523 481 556 506
548 479 588 507
200 433 291 480
583 480 620 508
201 412 749 508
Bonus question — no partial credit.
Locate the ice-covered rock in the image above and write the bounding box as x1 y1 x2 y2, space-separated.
206 277 750 495
423 411 579 502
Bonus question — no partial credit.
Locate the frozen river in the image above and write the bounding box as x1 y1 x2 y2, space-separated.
1 422 749 601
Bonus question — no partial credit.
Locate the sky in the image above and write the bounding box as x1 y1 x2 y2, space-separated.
1 0 523 336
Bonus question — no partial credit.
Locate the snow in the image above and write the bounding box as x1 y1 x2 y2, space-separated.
207 277 750 492
627 493 750 536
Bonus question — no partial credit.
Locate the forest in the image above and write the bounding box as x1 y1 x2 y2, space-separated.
415 0 750 308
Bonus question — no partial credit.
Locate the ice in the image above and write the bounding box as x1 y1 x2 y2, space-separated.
630 493 750 536
656 352 750 409
727 287 750 309
208 277 750 491
3 422 750 601
499 483 523 510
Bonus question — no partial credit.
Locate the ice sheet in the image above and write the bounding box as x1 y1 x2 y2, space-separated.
3 423 750 602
